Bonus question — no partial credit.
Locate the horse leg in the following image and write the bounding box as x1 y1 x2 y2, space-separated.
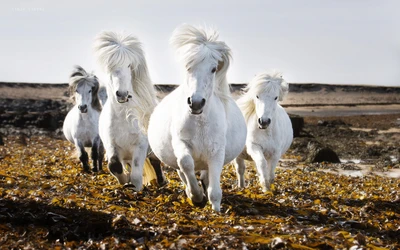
108 151 129 184
177 169 188 186
148 153 167 186
173 141 205 205
98 139 105 172
91 138 99 172
75 140 90 172
200 170 209 196
248 144 269 192
129 140 149 191
233 157 246 188
207 151 224 212
266 156 279 191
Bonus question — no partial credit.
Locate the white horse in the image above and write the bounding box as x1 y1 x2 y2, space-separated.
234 71 293 192
94 31 165 190
148 24 247 212
63 65 104 172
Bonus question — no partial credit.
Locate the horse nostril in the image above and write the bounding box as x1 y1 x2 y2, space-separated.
258 118 262 125
116 91 121 97
81 105 87 110
187 97 192 107
200 98 206 108
266 118 271 125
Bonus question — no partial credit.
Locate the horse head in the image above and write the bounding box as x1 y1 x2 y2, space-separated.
251 72 288 129
94 31 146 104
109 64 133 103
170 24 231 115
69 66 100 113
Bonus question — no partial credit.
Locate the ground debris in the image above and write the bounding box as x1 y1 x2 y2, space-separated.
0 128 399 249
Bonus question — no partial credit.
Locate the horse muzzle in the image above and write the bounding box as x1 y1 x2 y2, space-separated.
187 96 206 115
117 97 129 103
78 105 88 113
115 91 132 104
258 117 271 129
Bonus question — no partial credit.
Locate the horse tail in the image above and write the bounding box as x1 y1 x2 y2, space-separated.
142 158 158 186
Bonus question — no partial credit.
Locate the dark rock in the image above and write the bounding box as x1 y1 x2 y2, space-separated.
270 237 286 249
306 140 341 163
364 145 383 157
318 120 328 126
318 119 347 127
289 115 304 138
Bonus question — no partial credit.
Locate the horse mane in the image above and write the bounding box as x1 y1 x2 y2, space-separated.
69 65 102 112
170 24 232 106
237 71 289 123
93 31 157 131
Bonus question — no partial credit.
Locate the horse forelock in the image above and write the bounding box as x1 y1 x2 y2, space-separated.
238 71 289 122
247 71 288 100
94 31 144 72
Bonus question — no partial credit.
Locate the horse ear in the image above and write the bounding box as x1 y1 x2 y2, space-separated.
217 60 224 72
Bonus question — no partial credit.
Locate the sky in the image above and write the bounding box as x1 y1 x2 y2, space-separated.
0 0 399 86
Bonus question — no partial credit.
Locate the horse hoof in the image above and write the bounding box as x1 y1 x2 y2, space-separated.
192 195 207 208
123 183 136 189
82 168 91 173
157 179 168 187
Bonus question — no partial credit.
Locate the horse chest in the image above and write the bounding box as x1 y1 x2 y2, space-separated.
176 116 225 158
112 121 141 150
75 113 99 146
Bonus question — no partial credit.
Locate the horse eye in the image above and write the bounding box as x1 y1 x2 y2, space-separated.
89 90 92 93
256 95 259 99
211 67 217 73
274 96 278 100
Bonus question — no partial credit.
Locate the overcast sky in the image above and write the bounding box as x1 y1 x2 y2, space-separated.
1 0 399 86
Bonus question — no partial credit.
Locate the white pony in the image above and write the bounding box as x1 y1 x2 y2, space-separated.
94 31 165 190
63 66 104 172
234 71 293 192
148 24 247 212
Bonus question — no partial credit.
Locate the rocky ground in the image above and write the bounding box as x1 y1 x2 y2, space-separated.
0 82 399 248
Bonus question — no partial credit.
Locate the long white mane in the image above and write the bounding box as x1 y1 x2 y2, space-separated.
170 24 232 106
237 71 289 123
93 31 157 130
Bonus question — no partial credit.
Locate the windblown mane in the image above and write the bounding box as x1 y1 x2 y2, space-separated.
170 24 232 106
237 71 289 123
93 31 157 131
69 65 102 112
